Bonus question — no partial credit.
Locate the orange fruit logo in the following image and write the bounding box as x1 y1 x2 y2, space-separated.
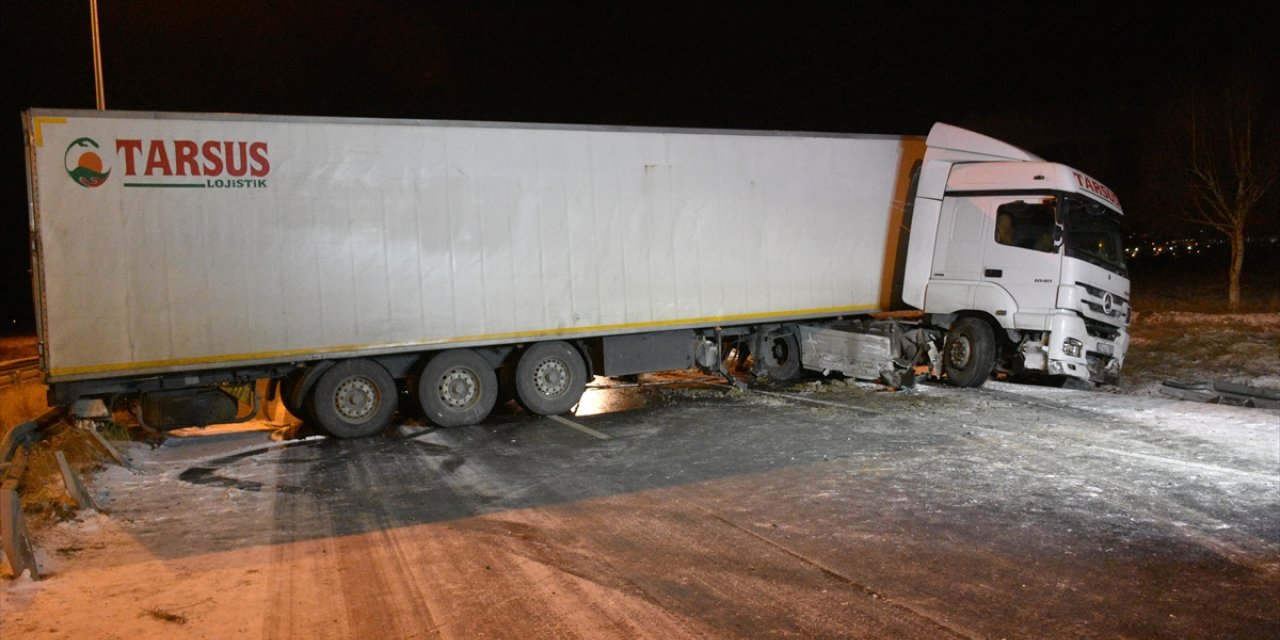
64 137 110 187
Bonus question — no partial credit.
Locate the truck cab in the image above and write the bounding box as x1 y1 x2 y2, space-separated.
904 125 1130 384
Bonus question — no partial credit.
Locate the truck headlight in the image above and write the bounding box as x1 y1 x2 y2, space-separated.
1063 338 1083 358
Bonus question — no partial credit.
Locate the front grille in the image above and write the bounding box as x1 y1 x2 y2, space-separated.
1075 281 1129 306
1084 317 1121 341
1076 281 1129 323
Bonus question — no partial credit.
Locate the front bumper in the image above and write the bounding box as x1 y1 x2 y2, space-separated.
1046 310 1128 384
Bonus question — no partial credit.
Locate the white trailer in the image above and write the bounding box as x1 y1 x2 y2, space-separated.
25 109 1131 437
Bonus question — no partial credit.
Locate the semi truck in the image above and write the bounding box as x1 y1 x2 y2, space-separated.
23 109 1131 438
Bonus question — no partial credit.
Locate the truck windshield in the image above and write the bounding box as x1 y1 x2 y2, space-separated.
1062 197 1127 276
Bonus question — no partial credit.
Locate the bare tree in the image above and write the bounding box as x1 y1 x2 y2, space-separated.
1183 74 1278 310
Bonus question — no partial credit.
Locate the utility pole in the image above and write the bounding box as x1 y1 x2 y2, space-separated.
90 0 105 109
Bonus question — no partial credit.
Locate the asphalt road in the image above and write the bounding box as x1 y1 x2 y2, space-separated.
5 378 1278 638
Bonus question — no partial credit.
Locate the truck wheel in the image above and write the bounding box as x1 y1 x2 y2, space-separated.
943 318 995 388
515 341 587 416
416 349 498 427
756 328 802 381
308 359 398 438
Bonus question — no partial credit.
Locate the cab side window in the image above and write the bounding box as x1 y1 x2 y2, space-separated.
995 200 1056 252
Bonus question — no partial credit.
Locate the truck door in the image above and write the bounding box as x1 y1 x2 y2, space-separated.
981 196 1061 326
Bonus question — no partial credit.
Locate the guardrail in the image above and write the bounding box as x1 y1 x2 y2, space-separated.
1 407 63 580
0 357 40 389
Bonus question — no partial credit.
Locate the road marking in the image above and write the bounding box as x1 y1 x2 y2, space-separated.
548 414 612 440
1092 446 1277 482
749 389 884 415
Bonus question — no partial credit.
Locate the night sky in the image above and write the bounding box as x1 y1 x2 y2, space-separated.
2 2 1276 331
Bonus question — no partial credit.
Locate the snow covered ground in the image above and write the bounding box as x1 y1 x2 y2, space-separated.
1 312 1277 638
1121 312 1280 395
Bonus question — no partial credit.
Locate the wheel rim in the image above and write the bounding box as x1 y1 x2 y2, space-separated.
770 337 792 365
533 358 569 398
333 376 380 423
947 335 972 370
438 367 479 409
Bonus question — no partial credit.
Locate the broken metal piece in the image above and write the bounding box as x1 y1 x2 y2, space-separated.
1160 380 1280 410
56 451 98 512
85 424 134 469
1 451 40 580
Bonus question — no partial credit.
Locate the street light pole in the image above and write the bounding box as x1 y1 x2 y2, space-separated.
90 0 105 110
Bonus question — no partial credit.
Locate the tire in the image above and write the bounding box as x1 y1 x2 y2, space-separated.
515 341 587 416
415 349 498 427
307 359 398 438
756 327 802 381
943 318 996 388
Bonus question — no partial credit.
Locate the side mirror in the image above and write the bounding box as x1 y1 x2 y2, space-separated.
1052 226 1064 248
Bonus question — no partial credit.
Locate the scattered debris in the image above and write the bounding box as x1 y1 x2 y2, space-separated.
141 607 187 624
1160 380 1280 409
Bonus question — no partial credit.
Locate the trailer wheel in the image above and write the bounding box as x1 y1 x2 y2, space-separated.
309 359 398 438
416 349 498 427
756 327 802 381
515 341 587 416
943 318 995 388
